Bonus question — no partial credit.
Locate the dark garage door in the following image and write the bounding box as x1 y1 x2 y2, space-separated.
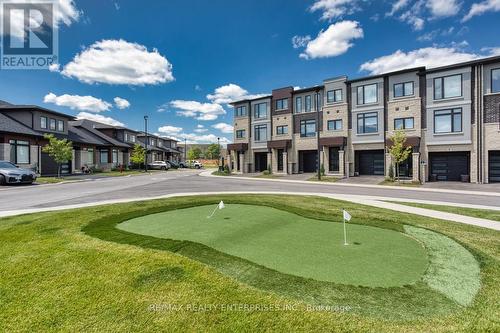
356 150 384 175
254 152 268 172
299 150 318 173
430 152 469 181
41 152 71 176
489 151 500 183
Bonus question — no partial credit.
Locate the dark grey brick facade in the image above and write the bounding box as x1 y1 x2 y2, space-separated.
484 94 500 123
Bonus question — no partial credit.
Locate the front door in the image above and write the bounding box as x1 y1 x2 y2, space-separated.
398 155 413 178
277 149 284 172
329 147 339 172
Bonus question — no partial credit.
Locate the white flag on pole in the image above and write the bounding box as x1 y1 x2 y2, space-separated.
218 201 225 210
343 209 351 222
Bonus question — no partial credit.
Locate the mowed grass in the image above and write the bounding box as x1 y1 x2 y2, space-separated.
118 204 428 287
0 195 498 332
392 201 500 222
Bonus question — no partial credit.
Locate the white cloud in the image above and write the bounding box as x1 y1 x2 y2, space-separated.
386 0 409 16
48 63 61 72
206 83 266 105
310 0 362 21
76 112 125 127
113 97 130 109
359 47 498 75
298 20 363 60
481 47 500 56
170 100 226 121
212 122 234 134
292 35 311 49
2 0 81 40
463 0 500 21
61 39 174 85
194 124 208 133
178 133 231 145
43 92 111 112
426 0 461 18
158 125 183 136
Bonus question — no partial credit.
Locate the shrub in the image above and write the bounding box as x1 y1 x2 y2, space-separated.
320 163 325 176
262 170 270 176
224 165 230 174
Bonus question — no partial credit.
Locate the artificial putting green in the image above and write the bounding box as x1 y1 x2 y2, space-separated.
117 204 428 287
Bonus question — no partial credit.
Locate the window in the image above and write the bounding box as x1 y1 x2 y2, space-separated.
235 105 247 117
49 118 56 130
394 117 414 130
300 119 316 137
254 103 267 118
87 148 94 164
9 140 30 164
57 120 64 132
40 116 47 129
100 149 109 163
434 108 462 133
150 138 156 146
394 82 414 98
236 129 245 139
327 89 343 103
254 124 267 141
275 98 288 110
276 125 288 135
357 84 377 104
305 95 312 112
131 135 136 143
295 96 302 113
434 74 462 99
112 149 118 164
492 68 500 93
357 112 378 134
158 140 163 147
327 119 342 131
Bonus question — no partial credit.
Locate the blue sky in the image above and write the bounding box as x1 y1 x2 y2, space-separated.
1 0 499 144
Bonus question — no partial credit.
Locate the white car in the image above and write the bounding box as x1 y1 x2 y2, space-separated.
187 160 203 169
148 161 170 170
0 161 37 185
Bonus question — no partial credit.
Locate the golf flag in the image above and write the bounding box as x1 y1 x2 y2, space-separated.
208 201 225 218
343 209 351 222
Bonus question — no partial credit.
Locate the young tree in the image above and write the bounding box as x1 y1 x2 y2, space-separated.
130 144 146 168
42 134 73 178
388 130 412 182
206 143 220 160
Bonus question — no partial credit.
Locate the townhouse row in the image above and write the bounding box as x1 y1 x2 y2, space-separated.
0 100 181 175
227 56 500 183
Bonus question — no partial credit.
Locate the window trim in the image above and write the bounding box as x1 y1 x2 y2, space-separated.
9 139 30 164
357 112 378 134
275 98 288 111
254 124 267 142
100 149 109 164
393 81 414 98
40 116 47 129
326 89 343 103
57 119 64 132
235 105 247 117
433 74 463 100
276 125 288 135
327 119 343 131
304 95 312 112
300 119 316 138
433 108 463 134
356 83 378 105
491 68 500 93
49 118 56 130
235 129 245 139
295 96 302 113
254 102 267 119
394 117 414 130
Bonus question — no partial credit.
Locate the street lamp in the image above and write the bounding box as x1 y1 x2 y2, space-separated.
184 138 187 164
217 137 223 171
316 88 321 180
144 115 148 172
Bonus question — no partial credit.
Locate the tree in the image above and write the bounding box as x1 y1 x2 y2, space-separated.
42 134 73 178
187 147 201 160
130 144 146 167
388 130 412 182
206 143 220 160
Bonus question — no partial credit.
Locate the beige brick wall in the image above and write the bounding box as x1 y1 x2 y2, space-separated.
386 97 422 137
272 115 292 139
321 103 348 138
233 117 250 143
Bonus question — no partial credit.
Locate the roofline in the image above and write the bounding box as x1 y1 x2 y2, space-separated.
347 66 425 84
292 85 324 94
324 75 347 83
0 105 76 119
423 55 500 74
229 95 272 106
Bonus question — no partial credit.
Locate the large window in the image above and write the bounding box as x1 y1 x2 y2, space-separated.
275 98 288 110
254 124 267 141
434 108 462 133
276 125 288 135
357 112 378 134
327 119 342 131
100 149 109 163
300 119 316 137
394 82 414 98
254 103 267 119
492 68 500 93
57 120 64 132
86 148 94 164
357 84 377 105
9 140 30 164
295 96 302 113
236 129 245 139
40 116 47 129
305 95 312 112
235 105 247 117
434 74 462 100
49 118 56 130
327 89 343 103
394 117 414 130
112 149 118 164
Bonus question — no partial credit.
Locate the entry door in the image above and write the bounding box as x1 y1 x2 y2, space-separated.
277 149 284 171
489 151 500 183
329 147 339 172
430 152 469 181
398 155 413 178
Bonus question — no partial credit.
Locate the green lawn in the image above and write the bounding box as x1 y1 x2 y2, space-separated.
391 201 500 222
35 170 157 184
378 179 421 187
117 204 428 287
0 194 498 332
307 175 341 182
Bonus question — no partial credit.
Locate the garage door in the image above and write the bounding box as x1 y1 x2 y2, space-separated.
430 152 469 181
41 152 71 176
357 150 384 175
299 150 317 173
489 151 500 183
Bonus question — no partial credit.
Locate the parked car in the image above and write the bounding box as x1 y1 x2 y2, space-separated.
168 160 180 169
148 161 170 170
0 161 37 185
179 161 187 168
186 160 203 169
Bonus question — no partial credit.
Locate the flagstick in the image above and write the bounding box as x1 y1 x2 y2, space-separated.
343 210 348 246
207 205 218 219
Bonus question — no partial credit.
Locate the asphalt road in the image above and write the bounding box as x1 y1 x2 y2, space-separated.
0 169 500 213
